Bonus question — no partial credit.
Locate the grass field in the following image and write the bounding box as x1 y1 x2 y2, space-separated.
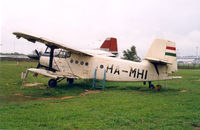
0 61 200 129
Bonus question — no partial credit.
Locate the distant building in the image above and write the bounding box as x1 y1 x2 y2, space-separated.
177 56 200 64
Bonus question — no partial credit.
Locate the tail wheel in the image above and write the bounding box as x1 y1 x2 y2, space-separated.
149 84 154 89
48 79 57 88
148 81 154 89
67 78 74 84
154 85 162 91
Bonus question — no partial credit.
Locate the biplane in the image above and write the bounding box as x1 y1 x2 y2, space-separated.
13 32 181 89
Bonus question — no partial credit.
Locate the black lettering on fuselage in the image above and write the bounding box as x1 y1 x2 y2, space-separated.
137 69 144 79
122 70 128 73
144 70 148 80
106 65 113 73
114 68 120 75
129 68 137 77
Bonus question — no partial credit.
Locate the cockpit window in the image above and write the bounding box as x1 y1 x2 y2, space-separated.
58 50 71 58
65 51 71 58
43 48 71 58
45 47 51 53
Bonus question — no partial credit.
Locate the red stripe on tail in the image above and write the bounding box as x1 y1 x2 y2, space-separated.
166 46 176 50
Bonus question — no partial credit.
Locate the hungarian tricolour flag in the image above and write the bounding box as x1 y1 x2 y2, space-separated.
165 46 176 57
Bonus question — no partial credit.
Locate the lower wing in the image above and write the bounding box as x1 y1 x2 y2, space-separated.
27 68 80 79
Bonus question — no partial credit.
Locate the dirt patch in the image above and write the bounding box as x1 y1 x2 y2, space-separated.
12 93 34 98
38 96 75 101
39 90 102 100
24 82 43 87
13 93 23 96
180 90 187 93
79 90 102 96
11 90 102 102
23 82 46 89
193 79 200 82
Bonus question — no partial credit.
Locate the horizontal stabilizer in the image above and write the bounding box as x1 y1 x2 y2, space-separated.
165 76 182 80
144 57 172 64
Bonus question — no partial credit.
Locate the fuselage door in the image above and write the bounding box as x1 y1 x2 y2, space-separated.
54 49 72 73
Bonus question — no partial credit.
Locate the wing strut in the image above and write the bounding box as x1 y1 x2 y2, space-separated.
48 45 57 71
152 63 159 75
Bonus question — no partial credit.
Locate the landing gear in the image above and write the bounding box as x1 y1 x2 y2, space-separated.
148 81 154 89
48 79 57 88
148 81 162 91
48 78 73 87
67 78 74 84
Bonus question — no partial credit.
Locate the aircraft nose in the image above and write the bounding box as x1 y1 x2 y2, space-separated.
28 49 41 61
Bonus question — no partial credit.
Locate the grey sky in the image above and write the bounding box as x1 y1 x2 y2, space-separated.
1 0 200 57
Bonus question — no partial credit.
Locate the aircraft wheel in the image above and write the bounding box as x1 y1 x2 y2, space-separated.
67 78 74 84
48 79 57 88
33 73 38 77
154 85 162 91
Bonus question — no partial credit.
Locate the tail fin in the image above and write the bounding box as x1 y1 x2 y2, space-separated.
144 39 177 73
100 37 118 55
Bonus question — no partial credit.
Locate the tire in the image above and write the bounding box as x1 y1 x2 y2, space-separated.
67 78 74 84
48 79 57 88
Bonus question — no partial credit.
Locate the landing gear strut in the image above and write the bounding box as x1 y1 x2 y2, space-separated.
67 78 74 84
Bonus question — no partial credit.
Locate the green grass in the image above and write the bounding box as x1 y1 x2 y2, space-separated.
0 60 200 129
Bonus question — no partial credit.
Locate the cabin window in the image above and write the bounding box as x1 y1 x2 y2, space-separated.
70 59 73 63
100 65 104 69
75 60 79 64
80 61 84 65
85 62 89 66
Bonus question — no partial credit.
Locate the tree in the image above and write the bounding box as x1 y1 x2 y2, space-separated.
121 45 141 62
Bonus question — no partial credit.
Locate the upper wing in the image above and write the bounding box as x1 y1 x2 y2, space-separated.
13 32 93 57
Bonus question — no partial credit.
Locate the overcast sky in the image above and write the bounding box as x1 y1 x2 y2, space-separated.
1 0 200 58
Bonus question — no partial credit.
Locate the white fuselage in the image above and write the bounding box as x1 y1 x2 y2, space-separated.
40 52 169 82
